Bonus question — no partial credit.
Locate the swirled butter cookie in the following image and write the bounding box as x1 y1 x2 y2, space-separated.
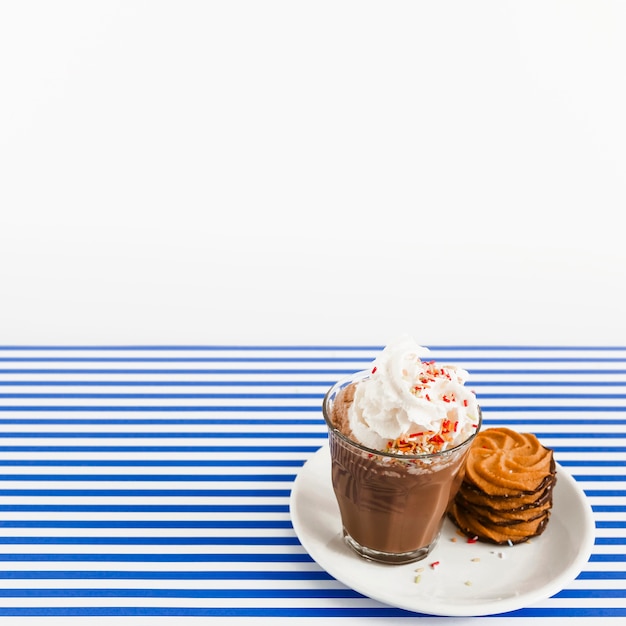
448 427 556 544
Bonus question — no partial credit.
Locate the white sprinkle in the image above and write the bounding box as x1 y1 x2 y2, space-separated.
471 557 480 562
498 552 505 559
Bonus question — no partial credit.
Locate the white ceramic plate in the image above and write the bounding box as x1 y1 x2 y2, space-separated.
290 444 595 617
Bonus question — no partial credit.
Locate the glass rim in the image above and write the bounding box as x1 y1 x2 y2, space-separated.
322 370 483 460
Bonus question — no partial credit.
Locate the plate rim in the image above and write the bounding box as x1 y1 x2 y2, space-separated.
290 443 596 617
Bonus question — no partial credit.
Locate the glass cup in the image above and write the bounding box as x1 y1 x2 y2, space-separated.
322 370 481 565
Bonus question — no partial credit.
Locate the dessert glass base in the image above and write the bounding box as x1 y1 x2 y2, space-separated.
343 528 440 565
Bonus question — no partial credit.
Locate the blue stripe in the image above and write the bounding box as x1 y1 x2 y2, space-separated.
0 418 324 425
3 404 626 412
8 535 621 551
589 554 626 561
0 445 626 450
560 460 626 467
531 432 626 439
0 344 623 350
0 379 625 387
0 444 620 453
0 553 313 562
0 357 370 363
473 369 626 374
0 445 320 453
552 446 626 453
596 521 626 528
2 431 624 440
0 380 333 386
0 521 294 529
0 392 325 399
0 608 412 618
0 432 325 439
0 570 331 580
485 419 626 427
0 474 626 482
0 369 359 375
578 570 626 579
593 505 626 512
479 393 626 399
574 476 626 482
0 607 623 618
1 444 623 453
0 609 412 618
0 537 302 546
0 474 297 482
556 589 626 598
2 356 626 362
0 505 290 512
11 430 624 441
4 391 626 400
486 419 626 425
0 459 306 467
5 404 626 413
472 380 626 386
3 367 626 375
0 589 360 598
13 472 626 488
0 416 619 426
0 345 381 351
484 406 626 412
0 405 320 411
394 345 626 351
0 489 292 497
0 355 360 363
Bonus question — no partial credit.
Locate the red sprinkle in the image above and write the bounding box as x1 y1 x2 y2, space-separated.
467 536 479 544
371 366 377 374
430 561 440 569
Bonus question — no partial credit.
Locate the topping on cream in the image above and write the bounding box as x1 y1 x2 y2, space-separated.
348 336 480 453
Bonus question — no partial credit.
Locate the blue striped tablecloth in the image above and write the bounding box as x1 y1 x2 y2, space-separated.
0 345 623 623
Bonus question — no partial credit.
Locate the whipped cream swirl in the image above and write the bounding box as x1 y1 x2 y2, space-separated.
348 336 480 453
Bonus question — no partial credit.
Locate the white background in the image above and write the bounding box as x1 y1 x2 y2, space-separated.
1 1 625 346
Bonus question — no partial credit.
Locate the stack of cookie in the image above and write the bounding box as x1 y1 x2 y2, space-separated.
449 427 556 544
